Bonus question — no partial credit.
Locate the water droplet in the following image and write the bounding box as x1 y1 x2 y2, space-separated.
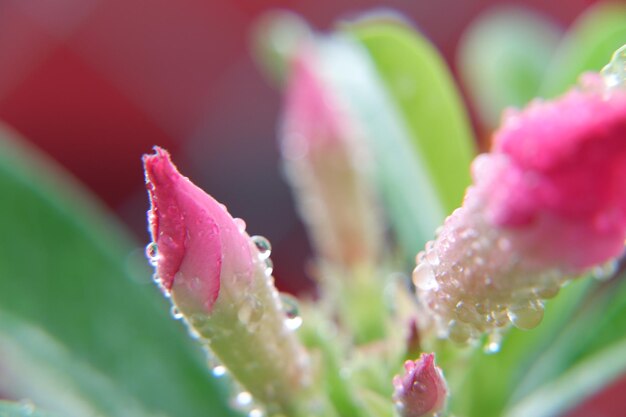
448 320 472 344
412 263 438 291
601 45 626 91
170 305 183 320
455 301 478 323
236 391 253 407
234 218 247 233
212 365 227 377
592 261 618 281
251 235 272 259
475 302 492 315
249 409 264 417
264 258 274 276
238 296 264 331
145 242 159 265
426 248 440 266
497 237 512 252
534 283 560 299
507 301 544 330
483 331 503 354
280 293 302 330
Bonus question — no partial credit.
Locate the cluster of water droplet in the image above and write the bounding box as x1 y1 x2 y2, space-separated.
413 194 572 346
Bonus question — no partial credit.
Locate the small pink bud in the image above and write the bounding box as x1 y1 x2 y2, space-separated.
393 353 448 417
280 48 382 266
415 64 626 341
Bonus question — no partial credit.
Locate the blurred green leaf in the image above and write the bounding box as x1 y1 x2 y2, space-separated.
457 6 562 129
346 18 476 213
541 2 626 97
0 310 156 417
0 126 237 417
504 335 626 417
0 400 63 417
512 267 626 405
314 34 447 258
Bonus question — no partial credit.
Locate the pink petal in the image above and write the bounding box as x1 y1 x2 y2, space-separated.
484 80 626 268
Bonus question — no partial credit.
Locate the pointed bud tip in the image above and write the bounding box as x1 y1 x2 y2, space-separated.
393 353 447 417
142 146 224 312
143 146 186 291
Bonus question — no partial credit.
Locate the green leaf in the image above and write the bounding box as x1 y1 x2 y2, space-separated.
540 2 626 97
0 126 238 417
0 400 63 417
504 335 626 417
346 18 476 214
457 6 562 128
511 268 626 404
0 310 157 417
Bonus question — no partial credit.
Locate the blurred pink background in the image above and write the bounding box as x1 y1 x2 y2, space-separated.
1 0 623 414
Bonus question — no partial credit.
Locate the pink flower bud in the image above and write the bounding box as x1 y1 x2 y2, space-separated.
280 48 382 266
143 147 311 414
484 78 626 269
393 353 448 417
144 146 235 311
415 67 626 342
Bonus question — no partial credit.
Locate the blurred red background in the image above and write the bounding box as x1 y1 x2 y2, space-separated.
1 0 623 414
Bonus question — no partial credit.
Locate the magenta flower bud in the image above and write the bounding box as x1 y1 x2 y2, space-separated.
280 47 382 266
414 57 626 342
392 353 448 417
144 147 311 415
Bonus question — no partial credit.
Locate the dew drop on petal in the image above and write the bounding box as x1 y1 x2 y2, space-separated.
280 293 302 330
412 263 438 291
264 257 274 276
234 218 247 233
238 296 264 332
236 391 253 407
170 305 183 320
507 301 544 330
448 320 471 344
251 235 272 259
592 260 618 282
247 410 263 417
212 365 227 378
483 331 503 354
145 242 159 265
